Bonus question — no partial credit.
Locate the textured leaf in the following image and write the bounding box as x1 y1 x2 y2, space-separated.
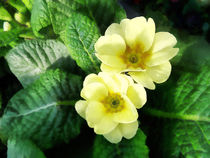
46 0 84 35
0 69 83 149
171 34 210 67
142 65 210 158
46 0 126 35
31 0 51 37
7 139 46 158
6 39 76 87
65 13 100 73
93 129 149 158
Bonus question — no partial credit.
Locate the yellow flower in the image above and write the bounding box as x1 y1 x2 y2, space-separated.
95 16 179 89
75 72 146 143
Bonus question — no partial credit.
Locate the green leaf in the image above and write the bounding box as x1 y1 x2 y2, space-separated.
46 0 126 36
93 129 149 158
7 0 27 13
31 0 51 37
0 29 23 47
85 0 126 33
0 6 12 21
7 139 46 158
142 65 210 158
21 0 34 11
65 13 100 73
6 39 76 87
0 69 83 149
46 0 84 35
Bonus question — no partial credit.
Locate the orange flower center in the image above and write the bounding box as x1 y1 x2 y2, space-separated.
121 44 151 70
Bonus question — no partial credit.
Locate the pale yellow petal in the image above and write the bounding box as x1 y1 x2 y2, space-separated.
122 17 146 49
105 23 124 38
83 73 104 87
147 61 171 83
121 17 155 52
119 121 138 139
113 95 138 123
81 82 108 101
94 116 118 134
127 83 147 109
129 71 155 90
136 18 155 52
147 48 179 66
100 63 123 73
95 34 126 56
75 100 88 119
151 32 177 53
96 54 126 68
98 72 129 94
103 126 122 143
86 101 106 128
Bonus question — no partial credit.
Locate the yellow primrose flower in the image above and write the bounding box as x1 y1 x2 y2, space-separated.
95 16 179 89
75 72 146 143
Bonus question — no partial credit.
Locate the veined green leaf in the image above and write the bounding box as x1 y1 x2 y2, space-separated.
0 69 83 149
65 13 100 73
31 0 51 37
143 65 210 158
6 39 76 87
46 0 84 35
46 0 126 36
7 139 46 158
93 129 149 158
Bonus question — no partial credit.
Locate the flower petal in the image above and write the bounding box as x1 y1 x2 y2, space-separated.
129 71 155 90
105 23 124 38
81 82 108 101
122 17 155 52
75 100 88 119
122 17 146 49
100 63 123 73
83 73 104 87
95 34 126 56
113 95 138 123
99 72 129 94
96 54 126 68
103 126 122 144
127 83 147 109
147 61 171 83
94 116 118 134
119 121 138 139
136 18 155 52
151 32 177 53
147 47 179 66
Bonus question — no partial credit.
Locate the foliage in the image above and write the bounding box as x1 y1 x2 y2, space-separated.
0 0 209 158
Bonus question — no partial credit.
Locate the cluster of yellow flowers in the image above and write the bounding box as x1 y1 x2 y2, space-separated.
75 16 179 143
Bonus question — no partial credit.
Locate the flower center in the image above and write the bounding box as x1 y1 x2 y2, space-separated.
129 54 138 63
102 93 124 113
121 44 151 70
